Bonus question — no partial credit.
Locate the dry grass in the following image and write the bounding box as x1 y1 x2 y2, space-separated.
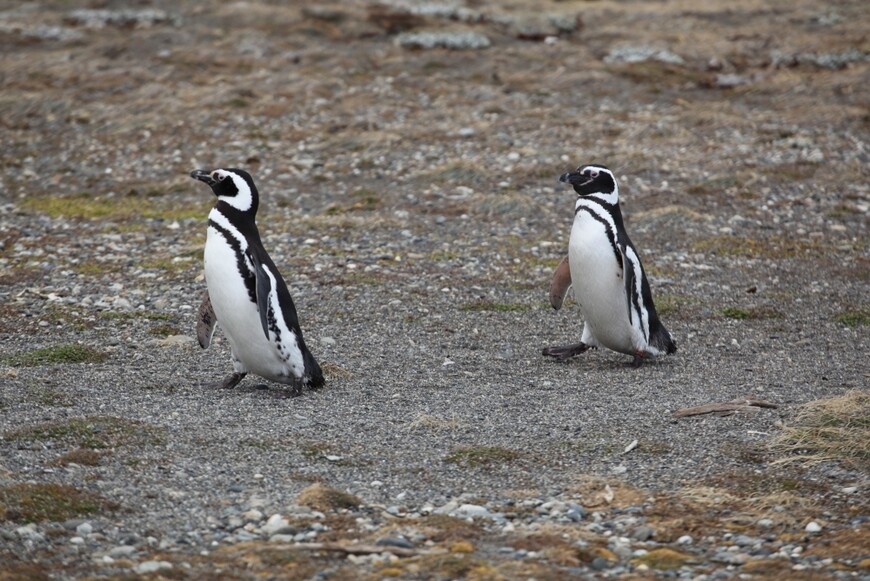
407 413 461 431
296 483 361 512
771 390 870 470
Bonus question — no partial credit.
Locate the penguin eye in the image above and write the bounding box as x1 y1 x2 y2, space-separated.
213 172 225 182
589 170 599 178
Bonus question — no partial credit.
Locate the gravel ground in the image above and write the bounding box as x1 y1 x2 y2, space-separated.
1 0 868 579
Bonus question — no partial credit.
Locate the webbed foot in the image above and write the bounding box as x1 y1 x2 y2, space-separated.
204 372 246 390
542 342 591 361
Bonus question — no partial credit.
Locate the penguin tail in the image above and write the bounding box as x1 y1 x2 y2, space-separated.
304 351 325 388
649 322 677 355
649 317 677 355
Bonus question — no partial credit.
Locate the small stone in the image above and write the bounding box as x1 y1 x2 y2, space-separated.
376 537 415 549
591 557 611 570
631 526 655 542
713 551 749 565
109 545 137 558
76 522 93 536
842 486 857 494
676 535 693 545
805 521 822 533
242 509 264 523
269 534 295 543
261 514 293 536
456 504 490 518
757 518 774 528
133 561 173 574
70 536 85 545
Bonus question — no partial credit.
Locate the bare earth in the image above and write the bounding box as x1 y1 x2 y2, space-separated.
0 0 868 579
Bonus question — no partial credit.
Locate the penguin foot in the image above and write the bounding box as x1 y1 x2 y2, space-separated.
631 351 649 368
204 372 246 390
272 386 302 399
542 342 591 361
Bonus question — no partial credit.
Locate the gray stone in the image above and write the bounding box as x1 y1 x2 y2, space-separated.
631 526 655 541
134 561 173 574
395 31 491 50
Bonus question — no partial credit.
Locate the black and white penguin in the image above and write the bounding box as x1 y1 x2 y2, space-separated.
190 168 324 395
543 164 676 366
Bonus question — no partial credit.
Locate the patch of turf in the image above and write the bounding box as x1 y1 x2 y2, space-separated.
0 483 118 523
722 306 782 320
460 300 530 313
296 483 361 512
3 416 165 449
51 448 103 467
771 390 870 470
692 235 829 259
631 548 694 570
834 308 869 328
444 446 522 467
20 192 204 222
4 344 106 367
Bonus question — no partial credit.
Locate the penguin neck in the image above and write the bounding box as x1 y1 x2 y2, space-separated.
212 200 261 241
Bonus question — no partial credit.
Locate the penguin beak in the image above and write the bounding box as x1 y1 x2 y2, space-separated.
190 169 217 187
559 171 591 187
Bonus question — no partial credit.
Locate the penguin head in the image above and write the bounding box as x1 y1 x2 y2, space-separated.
559 164 618 198
190 168 259 215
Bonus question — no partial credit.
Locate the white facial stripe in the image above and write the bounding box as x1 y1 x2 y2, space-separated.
215 170 254 212
208 207 248 252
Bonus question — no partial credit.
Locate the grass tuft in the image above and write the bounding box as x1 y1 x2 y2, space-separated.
444 446 522 467
771 390 870 470
3 416 165 449
296 483 361 512
460 300 530 313
834 308 869 328
0 483 118 523
4 344 106 367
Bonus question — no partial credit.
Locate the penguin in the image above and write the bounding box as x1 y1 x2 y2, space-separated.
543 164 676 366
190 168 324 396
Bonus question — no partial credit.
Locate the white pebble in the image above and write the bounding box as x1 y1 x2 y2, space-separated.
805 521 822 533
676 535 693 545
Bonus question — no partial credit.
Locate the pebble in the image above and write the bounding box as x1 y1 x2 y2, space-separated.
455 504 490 518
677 535 694 545
109 545 137 558
631 526 655 541
133 560 173 574
76 522 93 536
805 521 822 533
260 514 293 536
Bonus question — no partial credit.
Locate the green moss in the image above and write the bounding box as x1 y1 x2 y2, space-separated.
99 311 172 322
21 193 204 222
4 344 106 367
631 548 693 570
692 236 829 259
149 323 182 337
722 306 783 320
460 300 530 313
52 448 103 467
444 446 522 467
834 308 869 328
0 483 117 523
3 416 165 449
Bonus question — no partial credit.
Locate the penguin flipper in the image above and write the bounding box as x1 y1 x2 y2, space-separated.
549 256 573 310
246 249 272 340
618 239 638 325
196 290 217 348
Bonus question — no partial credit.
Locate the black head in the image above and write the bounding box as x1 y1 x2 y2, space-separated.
190 168 259 215
559 164 617 197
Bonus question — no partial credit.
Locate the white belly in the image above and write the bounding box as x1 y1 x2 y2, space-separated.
569 214 638 355
203 228 292 381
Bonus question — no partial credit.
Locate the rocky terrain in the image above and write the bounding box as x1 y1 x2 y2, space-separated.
0 0 868 579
